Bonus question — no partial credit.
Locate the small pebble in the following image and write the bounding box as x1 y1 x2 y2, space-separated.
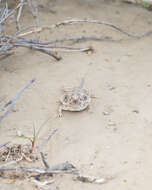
103 111 110 116
132 110 139 114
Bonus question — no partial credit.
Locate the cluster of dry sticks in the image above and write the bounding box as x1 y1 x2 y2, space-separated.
0 149 112 186
1 0 152 61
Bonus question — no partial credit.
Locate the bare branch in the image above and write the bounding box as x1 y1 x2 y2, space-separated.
17 18 152 39
0 79 35 121
16 3 24 31
40 152 50 169
51 18 152 38
27 0 39 27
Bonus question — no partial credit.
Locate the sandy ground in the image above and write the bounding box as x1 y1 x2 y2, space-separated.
1 0 152 189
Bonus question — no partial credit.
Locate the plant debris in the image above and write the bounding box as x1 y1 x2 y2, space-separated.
0 151 114 186
0 143 39 163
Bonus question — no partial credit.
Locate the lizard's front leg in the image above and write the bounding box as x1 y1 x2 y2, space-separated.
58 106 63 117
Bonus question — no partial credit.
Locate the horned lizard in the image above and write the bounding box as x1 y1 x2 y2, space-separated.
58 79 91 117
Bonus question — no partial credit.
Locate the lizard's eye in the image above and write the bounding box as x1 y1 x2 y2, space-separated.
64 95 68 102
83 95 87 100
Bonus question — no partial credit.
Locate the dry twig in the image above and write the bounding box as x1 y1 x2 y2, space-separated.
0 79 35 121
51 18 152 38
40 152 50 169
17 18 152 39
0 165 79 175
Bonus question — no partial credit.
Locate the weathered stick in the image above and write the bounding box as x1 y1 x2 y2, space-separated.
27 0 39 27
13 41 92 53
0 166 79 175
40 152 50 169
30 46 61 60
38 35 112 44
0 79 35 121
17 18 152 38
52 18 152 38
15 35 110 45
16 3 24 31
